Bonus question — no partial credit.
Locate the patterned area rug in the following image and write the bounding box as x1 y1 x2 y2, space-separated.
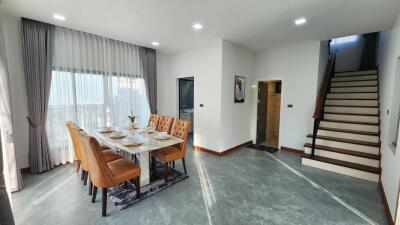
108 161 188 210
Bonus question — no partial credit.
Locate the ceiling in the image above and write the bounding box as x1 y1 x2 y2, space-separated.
1 0 400 53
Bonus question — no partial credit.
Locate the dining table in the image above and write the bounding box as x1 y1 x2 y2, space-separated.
91 127 183 187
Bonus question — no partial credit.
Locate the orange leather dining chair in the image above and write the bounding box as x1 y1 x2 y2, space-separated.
151 118 191 182
148 114 160 128
66 121 82 173
78 132 141 217
67 121 117 175
71 125 122 192
156 115 174 134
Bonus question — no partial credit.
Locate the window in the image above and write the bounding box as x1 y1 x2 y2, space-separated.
330 35 359 45
47 70 150 165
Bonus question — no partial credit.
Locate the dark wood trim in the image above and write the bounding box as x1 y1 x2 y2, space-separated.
193 146 221 156
303 143 380 159
280 146 303 155
379 181 395 225
306 134 380 147
330 91 378 94
301 154 381 174
193 141 252 157
326 98 378 100
331 78 378 83
323 119 379 126
324 112 379 116
335 69 378 74
325 104 379 108
319 126 379 136
335 69 377 74
335 73 378 78
331 85 378 88
222 141 253 156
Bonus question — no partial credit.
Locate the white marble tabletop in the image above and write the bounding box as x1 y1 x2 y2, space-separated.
92 128 183 155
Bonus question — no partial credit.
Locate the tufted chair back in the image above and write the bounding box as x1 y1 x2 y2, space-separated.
148 114 160 127
77 132 114 188
156 115 174 133
66 121 81 162
170 119 191 157
73 127 89 172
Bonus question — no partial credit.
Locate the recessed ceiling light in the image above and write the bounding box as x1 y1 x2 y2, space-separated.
193 23 203 30
151 41 160 46
53 14 66 21
294 18 306 25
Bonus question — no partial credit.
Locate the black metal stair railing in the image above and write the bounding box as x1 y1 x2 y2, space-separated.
311 52 337 157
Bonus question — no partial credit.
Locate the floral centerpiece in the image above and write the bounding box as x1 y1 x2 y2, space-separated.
128 110 137 129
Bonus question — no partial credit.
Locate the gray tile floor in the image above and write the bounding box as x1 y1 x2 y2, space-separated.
12 143 388 225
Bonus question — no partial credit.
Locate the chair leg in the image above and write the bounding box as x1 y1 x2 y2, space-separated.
172 161 175 168
81 169 85 180
164 162 169 182
75 160 81 173
151 156 155 180
83 171 88 186
182 158 187 175
102 188 107 217
135 177 140 199
92 186 98 203
89 179 93 195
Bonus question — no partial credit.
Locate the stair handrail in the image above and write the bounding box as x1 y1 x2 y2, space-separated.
311 51 337 157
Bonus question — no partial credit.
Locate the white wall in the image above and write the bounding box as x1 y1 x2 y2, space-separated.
0 10 29 169
377 12 400 219
157 40 224 151
220 40 254 151
157 40 255 152
251 41 322 150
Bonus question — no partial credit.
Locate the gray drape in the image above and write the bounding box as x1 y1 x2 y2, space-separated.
21 18 54 173
0 130 15 225
139 47 157 114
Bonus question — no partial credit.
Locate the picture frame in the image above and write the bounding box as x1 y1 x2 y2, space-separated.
234 75 246 103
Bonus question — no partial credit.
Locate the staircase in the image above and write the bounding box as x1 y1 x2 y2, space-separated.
301 69 381 182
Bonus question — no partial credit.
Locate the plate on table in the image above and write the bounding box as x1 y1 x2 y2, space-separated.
109 131 126 139
98 127 113 133
122 138 143 147
153 132 171 140
141 127 155 134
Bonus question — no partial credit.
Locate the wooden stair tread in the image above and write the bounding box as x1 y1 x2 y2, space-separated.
331 85 377 88
334 72 378 77
334 73 378 77
324 112 378 116
301 154 381 174
329 91 378 94
304 143 380 159
322 119 379 125
326 98 378 101
319 126 379 136
306 134 380 147
325 105 378 108
331 79 377 83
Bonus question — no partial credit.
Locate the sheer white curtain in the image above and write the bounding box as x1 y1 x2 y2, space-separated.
47 27 150 165
331 35 364 72
0 15 21 193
